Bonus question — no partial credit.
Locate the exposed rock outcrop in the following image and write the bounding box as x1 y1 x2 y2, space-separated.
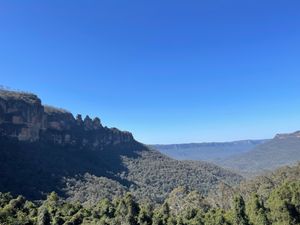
0 89 134 148
0 90 46 141
274 131 300 140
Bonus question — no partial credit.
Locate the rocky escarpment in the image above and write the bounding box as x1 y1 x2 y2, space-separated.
274 130 300 140
0 89 243 204
0 89 133 147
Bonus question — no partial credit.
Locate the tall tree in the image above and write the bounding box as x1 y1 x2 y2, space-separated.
138 204 152 225
246 194 269 225
267 181 300 225
115 193 139 225
232 195 249 225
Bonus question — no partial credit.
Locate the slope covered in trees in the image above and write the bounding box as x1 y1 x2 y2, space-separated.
1 163 299 225
220 131 300 176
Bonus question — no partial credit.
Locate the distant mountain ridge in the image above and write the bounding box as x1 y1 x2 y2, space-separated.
151 139 268 162
220 131 300 177
0 89 242 204
153 131 300 177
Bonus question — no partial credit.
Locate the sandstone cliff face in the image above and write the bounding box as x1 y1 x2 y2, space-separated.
0 89 134 147
274 131 300 140
0 90 46 141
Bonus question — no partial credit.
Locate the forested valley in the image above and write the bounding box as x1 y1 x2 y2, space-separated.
1 163 300 225
1 90 300 225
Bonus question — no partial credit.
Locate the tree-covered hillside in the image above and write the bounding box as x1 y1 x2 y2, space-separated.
1 163 299 225
220 131 300 176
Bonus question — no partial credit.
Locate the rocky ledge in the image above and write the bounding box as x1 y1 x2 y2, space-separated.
0 89 134 148
274 131 300 140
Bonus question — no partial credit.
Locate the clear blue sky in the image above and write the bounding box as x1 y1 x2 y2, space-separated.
1 1 300 144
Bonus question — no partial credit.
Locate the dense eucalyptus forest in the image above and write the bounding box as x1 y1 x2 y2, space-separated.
1 163 300 225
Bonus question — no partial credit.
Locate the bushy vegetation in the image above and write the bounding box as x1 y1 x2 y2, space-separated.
1 163 299 225
0 181 299 225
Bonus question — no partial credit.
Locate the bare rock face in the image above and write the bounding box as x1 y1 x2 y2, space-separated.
0 89 134 148
274 131 300 140
93 117 102 129
76 114 83 126
0 90 46 141
44 106 75 131
84 115 93 130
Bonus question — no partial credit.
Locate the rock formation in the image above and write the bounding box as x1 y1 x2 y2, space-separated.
0 89 133 148
274 130 300 140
